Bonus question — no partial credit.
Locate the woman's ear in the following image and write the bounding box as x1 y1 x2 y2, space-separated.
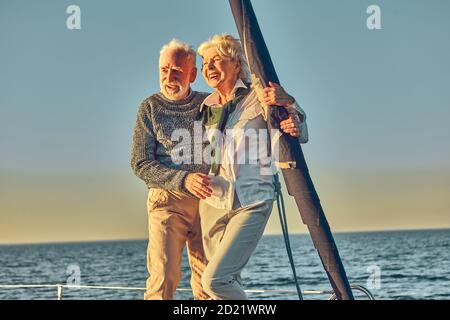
234 60 241 76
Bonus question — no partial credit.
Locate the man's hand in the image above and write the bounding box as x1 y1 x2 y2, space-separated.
262 81 295 107
280 114 302 137
184 173 213 199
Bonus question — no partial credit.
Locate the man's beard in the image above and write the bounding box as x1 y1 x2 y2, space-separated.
160 82 190 101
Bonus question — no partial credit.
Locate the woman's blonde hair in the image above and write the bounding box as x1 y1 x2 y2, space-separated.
197 34 251 83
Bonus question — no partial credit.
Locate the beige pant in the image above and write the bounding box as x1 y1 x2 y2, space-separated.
199 198 273 300
144 188 210 300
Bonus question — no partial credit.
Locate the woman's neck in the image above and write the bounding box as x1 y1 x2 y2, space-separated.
217 77 238 105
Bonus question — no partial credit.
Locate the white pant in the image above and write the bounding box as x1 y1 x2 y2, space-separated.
199 198 273 300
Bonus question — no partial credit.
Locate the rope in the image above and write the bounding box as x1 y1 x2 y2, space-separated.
274 173 303 300
0 283 375 299
0 284 330 295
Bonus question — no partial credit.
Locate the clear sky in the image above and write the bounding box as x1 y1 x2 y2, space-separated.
1 0 449 244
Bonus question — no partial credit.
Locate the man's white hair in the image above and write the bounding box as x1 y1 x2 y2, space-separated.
159 39 196 66
197 34 251 83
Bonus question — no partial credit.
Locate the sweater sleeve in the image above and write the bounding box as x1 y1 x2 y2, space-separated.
130 100 191 193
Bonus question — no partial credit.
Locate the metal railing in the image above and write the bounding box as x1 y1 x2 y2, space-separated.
0 284 374 300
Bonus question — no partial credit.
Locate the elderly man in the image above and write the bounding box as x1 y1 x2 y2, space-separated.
131 39 305 300
131 39 213 300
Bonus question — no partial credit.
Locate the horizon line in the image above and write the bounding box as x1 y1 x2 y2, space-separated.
1 227 449 247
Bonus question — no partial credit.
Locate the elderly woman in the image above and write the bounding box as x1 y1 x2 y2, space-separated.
195 34 308 300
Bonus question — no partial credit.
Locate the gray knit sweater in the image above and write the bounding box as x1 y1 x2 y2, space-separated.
131 90 210 194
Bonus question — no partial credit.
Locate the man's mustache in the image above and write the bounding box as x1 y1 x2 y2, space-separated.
164 82 182 88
